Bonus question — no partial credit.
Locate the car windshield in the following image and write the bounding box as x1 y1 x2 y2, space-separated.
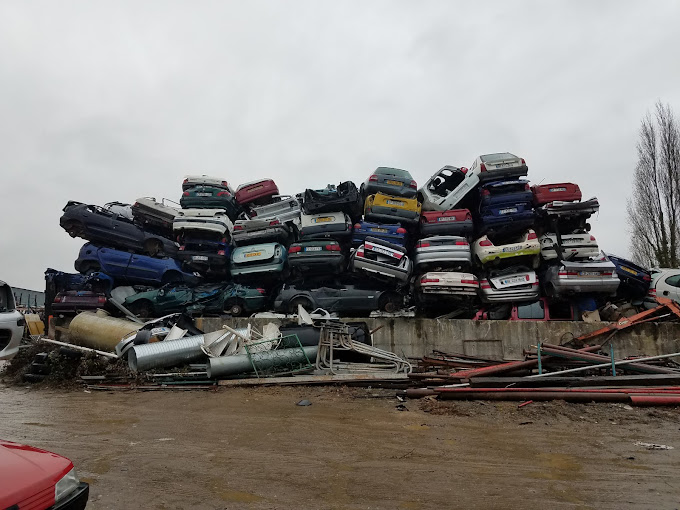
375 167 411 179
480 153 518 163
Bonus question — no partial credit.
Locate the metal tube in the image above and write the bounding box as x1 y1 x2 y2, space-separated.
540 345 677 375
527 352 680 379
435 387 680 394
207 346 318 379
128 335 207 372
630 395 680 406
436 390 631 403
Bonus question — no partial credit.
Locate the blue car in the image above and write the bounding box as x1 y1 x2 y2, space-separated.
477 180 535 235
45 268 114 295
480 180 533 208
606 254 651 298
74 243 200 286
351 221 408 247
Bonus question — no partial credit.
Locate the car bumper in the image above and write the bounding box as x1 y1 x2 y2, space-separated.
414 251 472 268
51 482 89 510
230 263 286 277
480 286 540 303
352 258 411 282
541 246 600 260
477 247 540 265
549 277 620 295
420 220 473 236
173 221 228 236
417 285 478 297
364 206 420 225
300 225 351 239
289 253 345 273
233 227 291 246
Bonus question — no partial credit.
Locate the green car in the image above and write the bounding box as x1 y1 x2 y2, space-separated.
123 283 268 317
180 185 242 221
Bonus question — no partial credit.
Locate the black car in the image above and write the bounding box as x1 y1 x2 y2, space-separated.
60 201 177 257
273 283 402 315
288 240 346 276
360 167 418 199
301 181 363 220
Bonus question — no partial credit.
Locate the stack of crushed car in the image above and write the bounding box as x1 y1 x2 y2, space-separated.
52 153 654 319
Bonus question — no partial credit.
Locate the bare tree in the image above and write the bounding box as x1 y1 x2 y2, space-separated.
627 102 680 268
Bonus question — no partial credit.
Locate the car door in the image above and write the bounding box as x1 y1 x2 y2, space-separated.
444 173 480 210
315 287 343 311
97 247 133 278
658 273 680 303
125 254 163 283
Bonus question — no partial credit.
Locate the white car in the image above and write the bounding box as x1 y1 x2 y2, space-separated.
350 238 412 283
419 153 528 212
473 230 540 266
245 195 302 228
645 268 680 308
0 280 25 360
182 175 234 192
173 209 234 237
479 266 539 303
416 272 479 304
540 233 600 261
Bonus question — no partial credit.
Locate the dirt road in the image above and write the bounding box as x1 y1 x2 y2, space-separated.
1 384 679 509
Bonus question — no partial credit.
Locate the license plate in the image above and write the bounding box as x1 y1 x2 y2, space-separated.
367 244 397 257
497 162 512 168
621 266 637 275
245 252 262 258
501 276 525 285
248 185 264 192
579 271 599 277
502 245 521 252
386 180 403 186
386 199 404 206
305 246 322 251
370 228 388 233
313 216 333 223
499 207 518 215
437 216 458 222
192 255 209 261
196 192 212 197
549 187 567 192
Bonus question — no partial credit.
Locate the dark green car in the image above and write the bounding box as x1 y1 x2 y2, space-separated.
180 185 242 221
123 283 268 317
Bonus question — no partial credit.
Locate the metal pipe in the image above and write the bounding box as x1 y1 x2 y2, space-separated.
129 335 207 372
630 395 680 406
527 351 680 379
435 387 680 395
207 346 318 379
436 390 631 403
539 345 678 375
69 311 142 351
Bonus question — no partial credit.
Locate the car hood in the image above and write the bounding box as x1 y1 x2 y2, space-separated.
0 440 72 508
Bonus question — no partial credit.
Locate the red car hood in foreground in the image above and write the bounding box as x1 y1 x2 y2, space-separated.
0 439 73 509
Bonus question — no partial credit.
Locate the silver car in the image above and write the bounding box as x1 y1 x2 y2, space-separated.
413 236 471 271
232 218 293 246
350 237 412 283
543 259 619 296
245 195 301 227
479 266 539 303
0 280 25 360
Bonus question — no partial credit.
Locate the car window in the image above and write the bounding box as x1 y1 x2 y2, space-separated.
375 167 411 179
516 300 544 319
480 153 517 163
547 301 574 320
664 274 680 287
0 284 15 312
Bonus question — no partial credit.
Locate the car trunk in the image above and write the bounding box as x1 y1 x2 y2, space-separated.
232 244 278 266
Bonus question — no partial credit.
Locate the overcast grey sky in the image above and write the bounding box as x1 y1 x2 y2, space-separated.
1 0 678 290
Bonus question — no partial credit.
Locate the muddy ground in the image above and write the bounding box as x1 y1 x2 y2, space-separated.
1 384 679 510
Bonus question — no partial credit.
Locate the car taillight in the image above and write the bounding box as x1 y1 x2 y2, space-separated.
409 180 417 189
602 271 613 276
480 282 491 289
98 296 107 304
396 227 406 234
559 271 579 276
527 232 537 240
460 167 468 174
179 245 185 251
480 163 487 172
53 296 63 303
479 239 493 247
643 274 651 282
369 175 378 182
417 241 431 248
590 235 596 241
532 282 539 286
257 288 266 294
217 191 230 197
325 244 341 251
356 248 365 258
461 279 477 285
234 225 244 231
420 277 439 283
481 189 490 196
182 191 189 196
269 220 280 226
354 223 362 230
288 246 302 253
648 288 657 294
525 275 530 281
455 241 468 246
218 250 226 256
524 183 530 191
521 158 526 165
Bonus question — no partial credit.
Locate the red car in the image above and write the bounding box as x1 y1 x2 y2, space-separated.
235 179 279 207
0 439 89 509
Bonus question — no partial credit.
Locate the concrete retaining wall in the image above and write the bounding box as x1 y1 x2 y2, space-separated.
195 317 680 360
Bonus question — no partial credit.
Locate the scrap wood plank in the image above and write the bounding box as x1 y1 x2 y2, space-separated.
218 373 409 387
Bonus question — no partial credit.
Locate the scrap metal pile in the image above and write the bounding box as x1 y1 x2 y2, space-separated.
404 298 680 406
49 153 654 320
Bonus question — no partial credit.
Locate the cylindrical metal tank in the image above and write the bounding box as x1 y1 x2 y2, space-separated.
128 335 207 372
68 310 142 352
207 346 318 379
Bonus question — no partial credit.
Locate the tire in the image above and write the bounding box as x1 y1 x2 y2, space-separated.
144 239 163 257
224 300 244 317
379 292 400 313
127 300 154 319
289 297 313 314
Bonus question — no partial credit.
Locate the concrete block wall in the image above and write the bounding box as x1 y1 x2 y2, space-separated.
195 317 680 360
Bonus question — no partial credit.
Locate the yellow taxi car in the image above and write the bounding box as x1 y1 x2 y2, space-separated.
364 192 422 226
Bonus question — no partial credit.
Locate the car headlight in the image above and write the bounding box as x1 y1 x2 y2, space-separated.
55 467 80 502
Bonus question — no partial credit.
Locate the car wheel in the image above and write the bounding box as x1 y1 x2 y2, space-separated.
225 300 244 316
289 297 313 314
379 292 400 313
144 239 163 257
127 300 154 318
64 220 84 238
